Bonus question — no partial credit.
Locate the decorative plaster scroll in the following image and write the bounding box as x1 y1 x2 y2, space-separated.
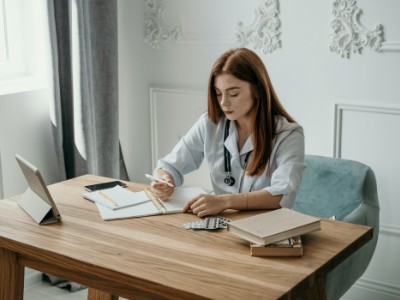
144 0 182 50
236 0 281 54
330 0 384 58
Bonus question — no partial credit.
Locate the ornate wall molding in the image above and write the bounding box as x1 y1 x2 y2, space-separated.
236 0 281 54
330 0 384 58
144 0 282 51
144 0 182 50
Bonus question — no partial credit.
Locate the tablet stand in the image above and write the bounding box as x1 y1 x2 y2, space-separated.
18 188 59 225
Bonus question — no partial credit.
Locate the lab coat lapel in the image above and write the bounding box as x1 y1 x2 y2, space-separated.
224 121 254 157
240 138 253 155
224 121 239 157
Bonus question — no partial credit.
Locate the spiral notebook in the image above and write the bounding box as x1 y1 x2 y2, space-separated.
95 186 207 220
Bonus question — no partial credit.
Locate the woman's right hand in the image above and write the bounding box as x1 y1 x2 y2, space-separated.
150 170 175 201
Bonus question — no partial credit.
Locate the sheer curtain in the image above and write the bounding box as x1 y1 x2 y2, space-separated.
48 0 128 181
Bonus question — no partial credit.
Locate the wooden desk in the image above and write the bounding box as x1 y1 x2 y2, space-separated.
0 175 372 300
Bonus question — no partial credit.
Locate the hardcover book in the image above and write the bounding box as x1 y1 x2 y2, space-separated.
250 236 303 257
227 208 321 245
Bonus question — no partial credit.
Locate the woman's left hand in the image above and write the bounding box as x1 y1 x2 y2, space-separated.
183 194 227 217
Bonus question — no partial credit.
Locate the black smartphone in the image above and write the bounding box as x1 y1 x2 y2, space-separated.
84 181 127 192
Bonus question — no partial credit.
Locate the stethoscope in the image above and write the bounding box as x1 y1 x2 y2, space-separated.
224 120 252 186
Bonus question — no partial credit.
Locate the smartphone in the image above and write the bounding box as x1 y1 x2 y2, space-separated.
84 181 127 192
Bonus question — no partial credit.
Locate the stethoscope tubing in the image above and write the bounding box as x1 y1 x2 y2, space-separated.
223 120 252 188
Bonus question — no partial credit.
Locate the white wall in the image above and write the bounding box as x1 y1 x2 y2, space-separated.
0 0 58 196
0 90 58 196
0 0 58 289
118 0 400 299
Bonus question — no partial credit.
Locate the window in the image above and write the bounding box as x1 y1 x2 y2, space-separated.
0 0 49 95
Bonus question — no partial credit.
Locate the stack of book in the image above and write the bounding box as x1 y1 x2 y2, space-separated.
227 208 321 257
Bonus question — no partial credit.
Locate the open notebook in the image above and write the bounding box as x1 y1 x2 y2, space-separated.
95 186 207 220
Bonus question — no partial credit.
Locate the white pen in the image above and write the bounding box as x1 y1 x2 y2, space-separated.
145 174 174 187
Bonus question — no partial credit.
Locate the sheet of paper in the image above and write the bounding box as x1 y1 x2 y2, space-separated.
96 194 158 220
82 186 149 210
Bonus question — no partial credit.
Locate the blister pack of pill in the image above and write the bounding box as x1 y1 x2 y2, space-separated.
182 216 231 230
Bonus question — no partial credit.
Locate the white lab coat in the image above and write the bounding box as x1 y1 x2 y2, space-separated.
156 113 305 208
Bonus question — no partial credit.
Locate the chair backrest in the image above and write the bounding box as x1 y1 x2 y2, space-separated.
293 154 380 300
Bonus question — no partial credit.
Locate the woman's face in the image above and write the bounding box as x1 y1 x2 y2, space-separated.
214 73 255 124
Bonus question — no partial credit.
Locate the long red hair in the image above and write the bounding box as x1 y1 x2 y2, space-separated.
208 48 295 176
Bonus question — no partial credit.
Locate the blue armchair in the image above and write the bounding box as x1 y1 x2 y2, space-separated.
293 155 380 300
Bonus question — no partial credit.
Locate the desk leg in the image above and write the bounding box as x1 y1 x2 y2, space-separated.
87 288 119 300
0 248 24 300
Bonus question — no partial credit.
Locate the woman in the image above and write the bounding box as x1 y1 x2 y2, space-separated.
150 48 305 217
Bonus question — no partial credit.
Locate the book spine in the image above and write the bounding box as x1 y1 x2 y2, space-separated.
144 189 166 213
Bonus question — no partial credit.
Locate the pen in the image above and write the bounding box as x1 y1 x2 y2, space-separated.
99 191 118 206
145 174 174 187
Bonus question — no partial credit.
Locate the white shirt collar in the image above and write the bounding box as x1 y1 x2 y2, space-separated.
224 121 253 156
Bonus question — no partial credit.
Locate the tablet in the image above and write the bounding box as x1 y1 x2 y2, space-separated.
15 154 61 224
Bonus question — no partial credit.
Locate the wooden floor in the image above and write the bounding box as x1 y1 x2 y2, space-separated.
24 282 130 300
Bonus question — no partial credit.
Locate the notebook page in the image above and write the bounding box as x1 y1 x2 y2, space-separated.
95 191 159 220
162 187 207 213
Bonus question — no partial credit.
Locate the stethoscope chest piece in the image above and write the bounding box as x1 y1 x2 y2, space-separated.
224 173 235 186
